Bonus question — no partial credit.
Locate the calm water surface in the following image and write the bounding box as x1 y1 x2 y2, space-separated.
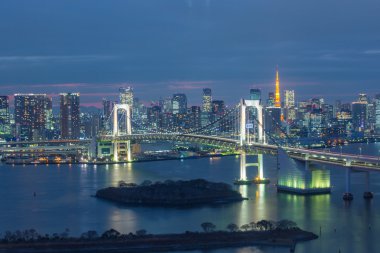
0 142 379 253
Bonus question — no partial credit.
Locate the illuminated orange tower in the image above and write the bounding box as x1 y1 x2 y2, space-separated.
275 66 281 108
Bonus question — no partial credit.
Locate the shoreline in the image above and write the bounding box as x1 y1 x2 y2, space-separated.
2 153 237 166
0 229 318 253
95 179 246 207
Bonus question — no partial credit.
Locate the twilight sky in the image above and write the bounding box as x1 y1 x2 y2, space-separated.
0 0 380 107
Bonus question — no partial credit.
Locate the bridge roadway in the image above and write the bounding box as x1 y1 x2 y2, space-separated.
1 133 379 170
285 147 380 171
0 139 91 147
0 145 89 155
100 133 380 170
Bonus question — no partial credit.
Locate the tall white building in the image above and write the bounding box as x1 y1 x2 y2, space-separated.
202 88 212 113
284 90 295 108
119 87 134 106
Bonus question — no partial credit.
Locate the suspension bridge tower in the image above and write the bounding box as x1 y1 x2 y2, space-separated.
235 99 270 185
112 104 132 162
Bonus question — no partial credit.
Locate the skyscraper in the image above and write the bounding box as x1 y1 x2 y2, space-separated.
202 88 212 113
358 93 368 104
212 100 225 115
375 94 380 134
190 106 201 129
172 94 187 114
284 90 295 108
60 93 80 139
119 87 134 106
102 99 113 119
102 98 113 132
264 107 282 136
275 66 281 108
267 92 275 107
14 94 47 140
45 97 54 131
352 101 367 132
0 96 10 136
250 89 261 102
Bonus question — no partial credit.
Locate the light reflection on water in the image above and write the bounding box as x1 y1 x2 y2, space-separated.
0 143 378 253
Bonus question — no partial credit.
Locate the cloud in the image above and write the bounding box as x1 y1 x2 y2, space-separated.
167 80 214 90
318 53 341 61
0 54 118 64
80 92 119 97
363 50 380 55
81 102 102 108
30 83 88 88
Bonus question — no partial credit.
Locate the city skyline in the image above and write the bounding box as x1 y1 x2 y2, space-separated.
1 2 380 253
0 1 380 106
0 67 379 110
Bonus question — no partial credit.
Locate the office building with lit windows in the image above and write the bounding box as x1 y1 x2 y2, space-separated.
60 93 80 139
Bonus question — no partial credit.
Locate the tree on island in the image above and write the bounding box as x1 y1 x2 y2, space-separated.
226 223 239 232
101 229 121 239
276 220 298 230
240 224 250 231
201 222 216 232
249 221 257 230
256 220 270 231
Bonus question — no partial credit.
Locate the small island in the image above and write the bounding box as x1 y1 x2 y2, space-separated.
96 179 246 206
0 220 318 253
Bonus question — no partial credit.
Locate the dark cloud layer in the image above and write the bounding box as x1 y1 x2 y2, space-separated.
0 0 379 106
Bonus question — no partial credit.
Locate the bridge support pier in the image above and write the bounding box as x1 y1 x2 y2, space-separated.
343 168 353 201
277 148 331 195
239 151 247 181
113 141 119 162
234 151 251 185
253 154 269 184
234 152 269 185
363 171 373 199
127 141 132 162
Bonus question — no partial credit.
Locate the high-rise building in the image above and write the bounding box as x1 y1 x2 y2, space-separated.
267 92 275 107
0 96 10 136
119 87 134 106
358 93 368 104
367 102 376 131
264 107 282 136
250 89 261 102
60 93 80 139
351 101 367 132
14 94 47 140
334 100 342 118
102 99 113 119
172 94 187 114
44 97 54 139
45 97 53 130
275 66 281 108
284 90 295 108
212 100 225 116
375 94 380 134
190 106 201 129
162 97 173 113
202 88 212 113
102 98 113 132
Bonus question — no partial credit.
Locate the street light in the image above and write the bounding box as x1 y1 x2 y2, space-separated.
359 147 362 157
340 146 343 157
